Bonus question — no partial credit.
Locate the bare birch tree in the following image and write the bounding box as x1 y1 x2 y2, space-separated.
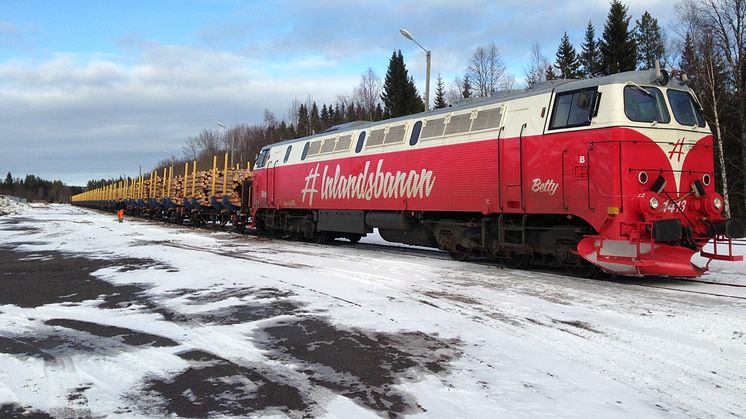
353 67 382 120
467 42 508 97
700 0 746 214
525 42 552 89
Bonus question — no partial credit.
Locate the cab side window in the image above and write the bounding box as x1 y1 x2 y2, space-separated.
255 149 270 168
549 88 599 130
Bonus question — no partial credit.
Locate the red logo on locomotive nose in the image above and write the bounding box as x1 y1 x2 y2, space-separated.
668 137 686 162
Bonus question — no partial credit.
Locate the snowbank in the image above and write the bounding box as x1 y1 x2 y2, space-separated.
0 195 30 216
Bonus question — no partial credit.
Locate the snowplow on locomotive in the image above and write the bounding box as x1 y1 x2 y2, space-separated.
73 68 744 277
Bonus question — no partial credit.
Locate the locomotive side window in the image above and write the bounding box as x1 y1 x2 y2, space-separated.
421 117 446 139
355 132 366 153
409 121 422 146
301 142 310 160
444 113 471 135
667 89 705 127
320 138 336 153
367 128 386 147
624 86 670 123
384 124 406 144
307 140 322 156
472 107 503 131
255 149 270 168
335 134 352 151
549 88 599 130
283 145 292 163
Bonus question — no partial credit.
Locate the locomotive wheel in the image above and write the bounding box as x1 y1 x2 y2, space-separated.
566 261 600 278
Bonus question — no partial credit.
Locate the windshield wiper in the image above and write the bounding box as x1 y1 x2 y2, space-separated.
626 81 654 97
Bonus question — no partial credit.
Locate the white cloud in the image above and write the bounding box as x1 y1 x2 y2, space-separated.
0 1 681 185
0 42 357 184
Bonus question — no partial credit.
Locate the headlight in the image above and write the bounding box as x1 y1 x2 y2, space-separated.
649 196 660 210
713 197 723 209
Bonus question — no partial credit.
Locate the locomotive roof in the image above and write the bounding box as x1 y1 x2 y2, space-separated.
263 68 689 151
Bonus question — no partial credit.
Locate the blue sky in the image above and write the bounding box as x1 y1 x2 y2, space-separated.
0 0 676 185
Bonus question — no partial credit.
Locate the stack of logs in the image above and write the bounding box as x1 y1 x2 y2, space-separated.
134 165 252 208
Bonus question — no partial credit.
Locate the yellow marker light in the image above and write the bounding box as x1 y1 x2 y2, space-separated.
607 207 620 215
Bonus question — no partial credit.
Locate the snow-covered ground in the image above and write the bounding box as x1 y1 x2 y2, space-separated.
0 196 30 217
0 205 745 418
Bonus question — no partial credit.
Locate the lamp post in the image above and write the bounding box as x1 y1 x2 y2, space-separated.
217 122 233 166
400 28 431 111
160 150 174 167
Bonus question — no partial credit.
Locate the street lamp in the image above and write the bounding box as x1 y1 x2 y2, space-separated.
400 28 431 111
160 149 174 167
217 122 233 166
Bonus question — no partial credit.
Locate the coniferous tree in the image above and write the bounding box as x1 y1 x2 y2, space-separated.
296 104 309 137
4 172 11 187
461 75 472 99
679 32 698 87
554 32 581 79
545 65 557 81
310 102 321 134
346 102 357 121
333 104 344 125
600 0 637 74
373 104 384 121
381 50 424 118
434 73 447 109
320 104 331 130
635 11 665 69
580 21 601 77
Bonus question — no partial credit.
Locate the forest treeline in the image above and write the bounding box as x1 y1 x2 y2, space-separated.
0 173 83 203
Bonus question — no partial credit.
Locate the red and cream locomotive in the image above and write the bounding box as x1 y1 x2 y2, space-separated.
250 68 744 277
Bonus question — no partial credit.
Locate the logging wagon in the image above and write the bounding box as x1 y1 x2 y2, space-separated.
73 67 745 278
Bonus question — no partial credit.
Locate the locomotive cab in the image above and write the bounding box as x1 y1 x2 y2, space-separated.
575 70 744 276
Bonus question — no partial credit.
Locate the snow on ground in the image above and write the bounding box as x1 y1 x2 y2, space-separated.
0 205 745 418
0 196 30 217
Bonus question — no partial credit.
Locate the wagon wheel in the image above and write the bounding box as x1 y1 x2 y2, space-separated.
448 248 470 262
312 232 331 244
346 234 362 244
502 253 530 269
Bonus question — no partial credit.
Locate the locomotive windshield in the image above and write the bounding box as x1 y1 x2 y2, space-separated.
624 85 670 123
667 89 706 127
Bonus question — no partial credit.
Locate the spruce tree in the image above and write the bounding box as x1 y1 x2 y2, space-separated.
462 75 472 99
434 73 447 109
346 102 357 121
320 104 330 130
580 21 601 77
555 32 581 79
373 104 384 121
310 102 321 134
600 0 637 74
679 33 698 86
4 172 11 187
635 11 665 70
296 104 309 137
545 65 557 81
381 50 424 118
